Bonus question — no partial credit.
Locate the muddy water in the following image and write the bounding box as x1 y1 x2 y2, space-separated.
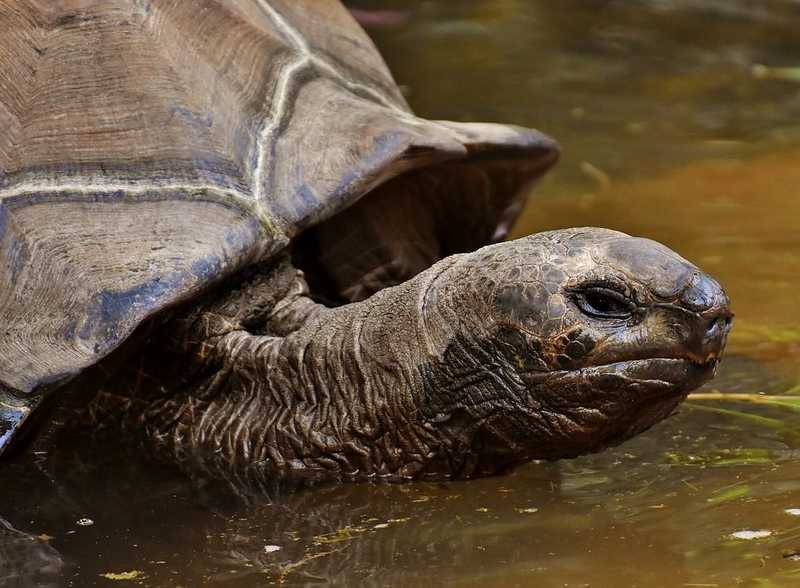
4 1 800 586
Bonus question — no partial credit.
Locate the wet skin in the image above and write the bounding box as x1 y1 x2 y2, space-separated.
411 228 731 474
88 227 731 481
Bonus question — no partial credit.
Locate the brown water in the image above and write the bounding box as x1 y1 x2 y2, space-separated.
4 1 800 586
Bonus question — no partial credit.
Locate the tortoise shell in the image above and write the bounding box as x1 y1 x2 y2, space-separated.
0 0 558 453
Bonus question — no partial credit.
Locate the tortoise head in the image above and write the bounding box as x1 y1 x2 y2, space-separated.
418 228 732 476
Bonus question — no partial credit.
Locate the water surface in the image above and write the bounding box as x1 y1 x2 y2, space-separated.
4 1 800 586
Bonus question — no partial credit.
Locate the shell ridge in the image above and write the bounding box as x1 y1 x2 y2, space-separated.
254 0 407 113
252 55 312 205
249 0 420 228
0 180 251 203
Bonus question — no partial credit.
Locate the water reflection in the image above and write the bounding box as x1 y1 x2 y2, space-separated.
5 376 800 587
4 0 800 586
2 439 690 587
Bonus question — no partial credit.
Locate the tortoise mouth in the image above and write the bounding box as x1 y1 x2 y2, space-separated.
511 358 712 462
523 357 716 399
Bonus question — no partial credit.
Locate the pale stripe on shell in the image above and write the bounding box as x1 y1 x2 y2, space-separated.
0 0 408 223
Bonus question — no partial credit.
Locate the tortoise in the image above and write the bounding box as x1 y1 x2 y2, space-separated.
0 517 64 587
0 0 732 480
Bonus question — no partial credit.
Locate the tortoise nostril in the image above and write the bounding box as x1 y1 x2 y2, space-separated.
689 314 732 365
706 315 732 338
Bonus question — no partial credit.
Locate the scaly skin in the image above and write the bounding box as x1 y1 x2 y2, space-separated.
89 228 732 481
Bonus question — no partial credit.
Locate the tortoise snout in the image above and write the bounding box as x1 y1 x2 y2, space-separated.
705 314 733 340
682 272 733 364
697 312 733 362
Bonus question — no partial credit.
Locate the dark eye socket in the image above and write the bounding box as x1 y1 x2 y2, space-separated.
575 287 634 319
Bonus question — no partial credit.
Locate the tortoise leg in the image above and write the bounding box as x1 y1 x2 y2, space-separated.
165 254 324 351
82 256 329 461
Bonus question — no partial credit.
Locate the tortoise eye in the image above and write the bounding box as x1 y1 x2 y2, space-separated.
574 287 633 319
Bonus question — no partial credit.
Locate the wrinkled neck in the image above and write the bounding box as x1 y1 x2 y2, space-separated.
89 254 525 481
205 266 465 481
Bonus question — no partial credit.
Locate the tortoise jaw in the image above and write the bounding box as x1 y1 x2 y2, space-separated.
509 358 711 462
523 357 715 401
606 357 716 395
